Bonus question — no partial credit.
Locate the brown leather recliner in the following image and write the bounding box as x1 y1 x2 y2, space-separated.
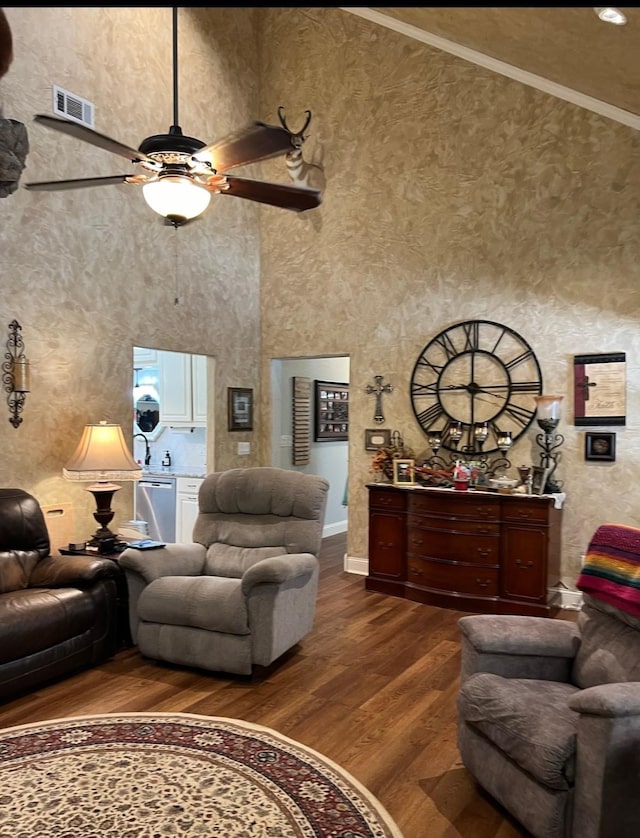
0 488 120 700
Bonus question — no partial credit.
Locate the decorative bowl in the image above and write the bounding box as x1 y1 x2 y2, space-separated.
488 477 519 490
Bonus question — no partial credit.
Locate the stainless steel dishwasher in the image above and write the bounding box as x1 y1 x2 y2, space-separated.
135 477 176 542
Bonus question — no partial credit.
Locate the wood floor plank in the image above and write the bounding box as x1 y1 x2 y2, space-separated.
0 532 573 837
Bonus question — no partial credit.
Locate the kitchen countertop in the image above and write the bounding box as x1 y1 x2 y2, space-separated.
140 470 206 479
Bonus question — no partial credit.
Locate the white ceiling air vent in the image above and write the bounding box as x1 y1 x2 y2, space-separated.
52 85 94 128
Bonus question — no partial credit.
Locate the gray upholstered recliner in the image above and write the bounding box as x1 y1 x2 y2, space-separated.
120 467 329 676
457 523 640 838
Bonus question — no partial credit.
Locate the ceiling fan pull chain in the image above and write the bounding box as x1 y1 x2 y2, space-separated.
173 225 180 306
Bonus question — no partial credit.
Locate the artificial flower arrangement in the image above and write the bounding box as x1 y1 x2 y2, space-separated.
370 431 415 481
370 430 479 489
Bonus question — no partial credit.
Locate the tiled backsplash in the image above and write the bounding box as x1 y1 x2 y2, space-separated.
133 426 206 475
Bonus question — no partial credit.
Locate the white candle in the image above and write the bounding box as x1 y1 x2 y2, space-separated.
13 357 30 393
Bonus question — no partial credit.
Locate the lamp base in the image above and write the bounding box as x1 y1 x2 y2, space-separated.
85 482 121 546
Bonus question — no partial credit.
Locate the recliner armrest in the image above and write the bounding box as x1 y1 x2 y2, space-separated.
569 682 640 717
119 542 206 583
29 554 118 588
241 553 318 593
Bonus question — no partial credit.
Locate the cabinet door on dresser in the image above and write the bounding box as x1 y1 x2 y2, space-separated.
501 497 562 612
367 488 406 581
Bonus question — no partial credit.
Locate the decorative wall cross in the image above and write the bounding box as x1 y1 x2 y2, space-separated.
366 375 393 424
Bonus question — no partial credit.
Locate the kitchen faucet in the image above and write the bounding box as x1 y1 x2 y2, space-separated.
133 432 151 466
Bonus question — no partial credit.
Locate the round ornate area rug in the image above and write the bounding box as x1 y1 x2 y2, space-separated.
0 712 403 837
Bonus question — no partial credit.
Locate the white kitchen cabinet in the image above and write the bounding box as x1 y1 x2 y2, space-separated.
176 477 204 542
133 346 158 365
159 351 206 426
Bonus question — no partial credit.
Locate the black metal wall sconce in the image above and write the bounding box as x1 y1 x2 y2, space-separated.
2 320 30 428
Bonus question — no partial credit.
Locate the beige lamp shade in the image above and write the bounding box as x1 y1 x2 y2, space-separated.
63 421 142 482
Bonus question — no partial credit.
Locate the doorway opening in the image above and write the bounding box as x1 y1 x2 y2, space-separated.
270 356 350 537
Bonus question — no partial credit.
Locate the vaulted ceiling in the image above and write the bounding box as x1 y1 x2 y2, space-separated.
345 7 640 127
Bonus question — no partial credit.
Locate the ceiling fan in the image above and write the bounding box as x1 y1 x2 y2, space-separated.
24 8 322 226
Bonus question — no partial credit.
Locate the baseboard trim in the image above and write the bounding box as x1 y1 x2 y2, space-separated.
323 520 348 538
344 553 368 575
548 585 583 610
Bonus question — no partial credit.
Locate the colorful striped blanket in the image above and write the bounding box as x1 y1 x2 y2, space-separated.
577 523 640 617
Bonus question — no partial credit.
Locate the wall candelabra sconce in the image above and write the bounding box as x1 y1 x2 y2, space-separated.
2 319 30 428
423 420 513 479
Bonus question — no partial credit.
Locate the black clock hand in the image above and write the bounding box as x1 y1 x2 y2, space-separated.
439 383 501 405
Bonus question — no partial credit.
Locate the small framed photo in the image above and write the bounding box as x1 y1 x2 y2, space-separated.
364 428 391 451
228 387 253 432
585 431 616 462
393 458 415 486
531 466 549 495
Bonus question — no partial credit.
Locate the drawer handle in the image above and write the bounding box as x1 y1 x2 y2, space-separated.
475 578 492 588
477 528 491 534
376 541 396 549
517 511 533 519
410 567 423 576
476 548 493 557
515 559 534 568
411 537 424 546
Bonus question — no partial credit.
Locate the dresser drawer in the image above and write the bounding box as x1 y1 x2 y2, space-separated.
408 491 500 521
502 498 550 523
368 488 405 511
407 527 499 565
407 514 500 536
408 557 499 597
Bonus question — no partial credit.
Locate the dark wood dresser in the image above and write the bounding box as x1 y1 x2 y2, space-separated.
366 483 562 616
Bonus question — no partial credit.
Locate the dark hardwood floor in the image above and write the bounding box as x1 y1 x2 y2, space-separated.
0 533 574 837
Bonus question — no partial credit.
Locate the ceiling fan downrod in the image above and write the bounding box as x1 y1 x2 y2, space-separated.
172 6 179 130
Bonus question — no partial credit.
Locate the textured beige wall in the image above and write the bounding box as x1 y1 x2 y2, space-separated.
2 8 639 587
0 8 264 538
257 8 640 584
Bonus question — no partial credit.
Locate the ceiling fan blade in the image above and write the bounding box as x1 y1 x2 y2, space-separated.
220 176 321 212
24 175 134 191
33 114 157 165
195 122 294 172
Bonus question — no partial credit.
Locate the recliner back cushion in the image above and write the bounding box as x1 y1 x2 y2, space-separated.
572 595 640 688
0 488 50 594
194 468 329 559
205 543 286 578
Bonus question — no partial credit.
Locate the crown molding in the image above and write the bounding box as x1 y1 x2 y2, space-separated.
341 7 640 131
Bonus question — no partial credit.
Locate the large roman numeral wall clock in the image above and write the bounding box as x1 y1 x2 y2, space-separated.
410 320 543 454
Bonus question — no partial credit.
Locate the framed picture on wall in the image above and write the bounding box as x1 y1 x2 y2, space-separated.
314 380 349 442
227 387 253 432
585 431 616 462
364 428 391 451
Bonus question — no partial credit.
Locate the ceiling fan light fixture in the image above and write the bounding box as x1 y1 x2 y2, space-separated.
142 175 211 222
594 7 627 25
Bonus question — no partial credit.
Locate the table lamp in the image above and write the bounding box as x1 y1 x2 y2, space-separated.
63 420 142 547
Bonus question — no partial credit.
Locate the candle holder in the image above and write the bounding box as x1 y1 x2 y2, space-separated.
421 421 513 480
534 395 564 493
2 320 30 429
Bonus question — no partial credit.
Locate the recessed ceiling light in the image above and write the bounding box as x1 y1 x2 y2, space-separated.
594 7 627 25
